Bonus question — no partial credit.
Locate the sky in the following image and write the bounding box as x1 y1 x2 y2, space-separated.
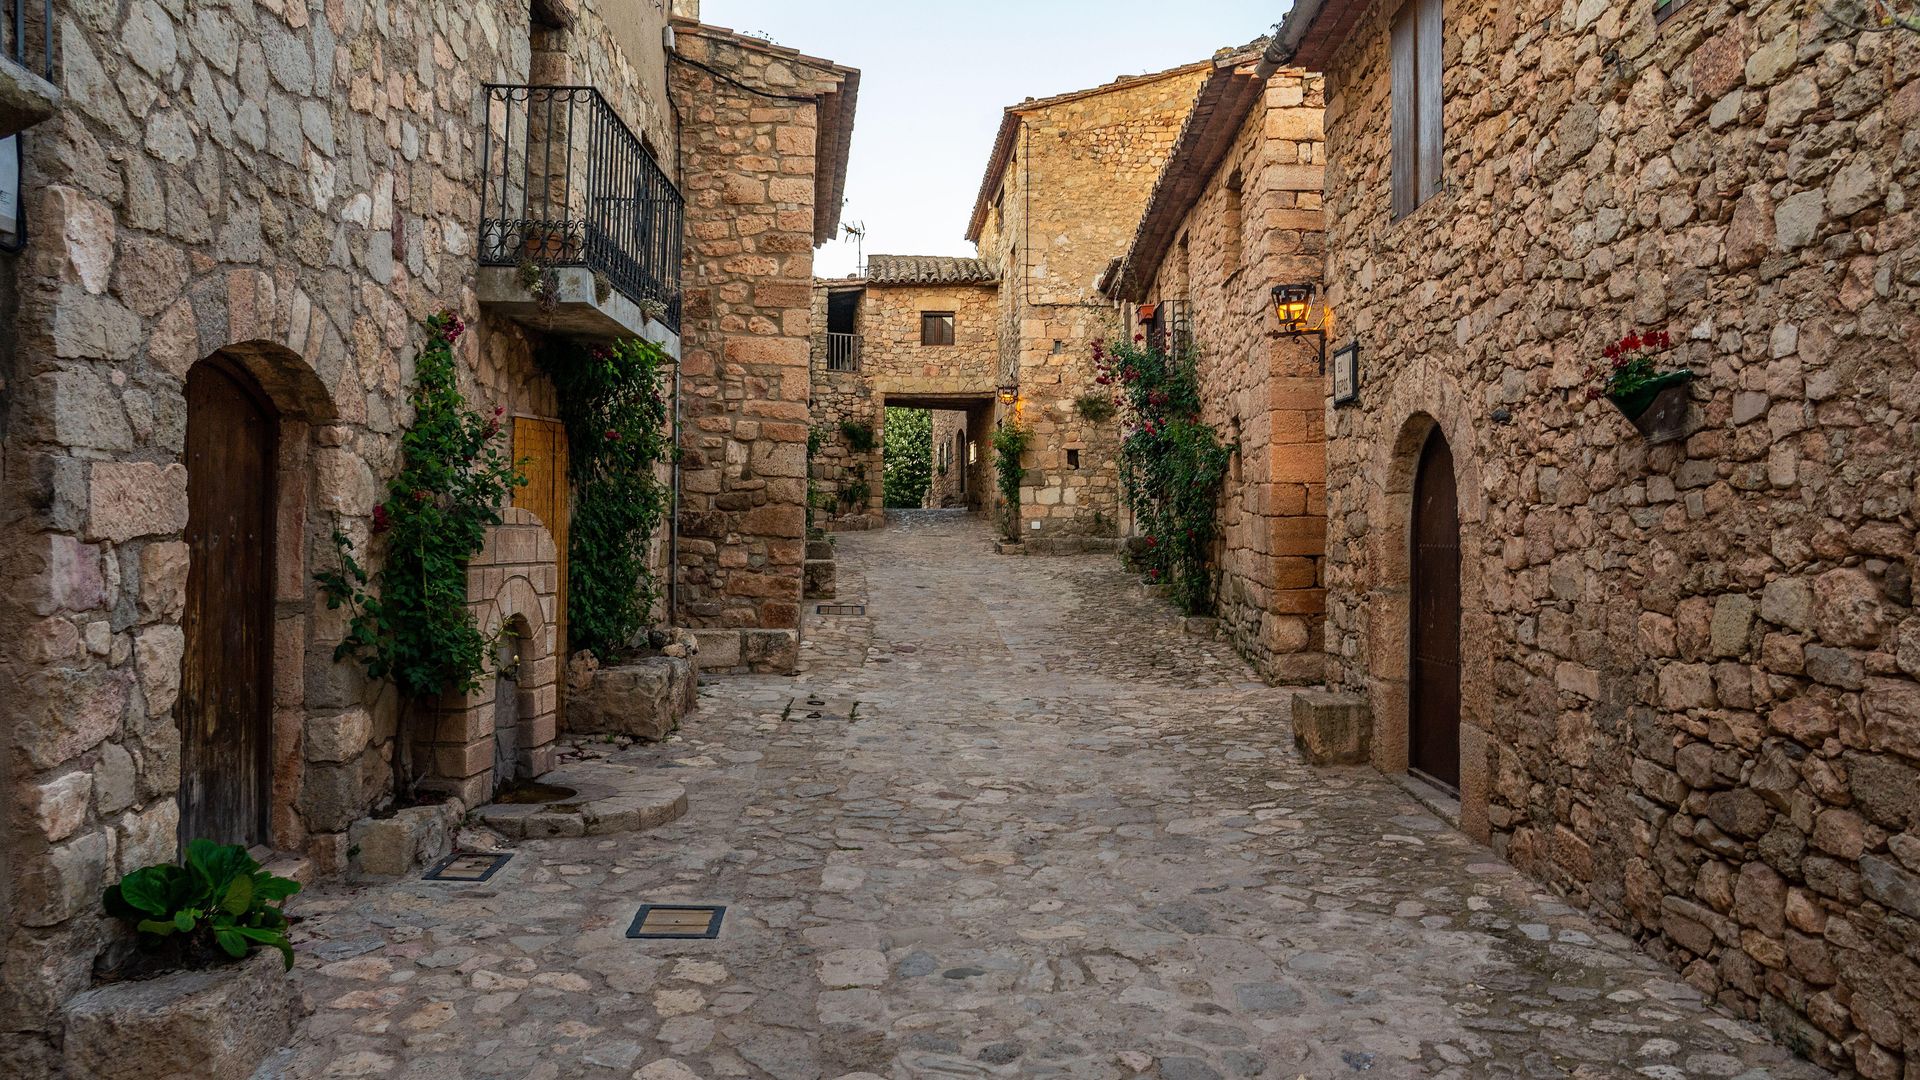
703 1 1292 279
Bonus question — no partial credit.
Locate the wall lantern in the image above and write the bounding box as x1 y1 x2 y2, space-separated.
998 384 1019 405
1271 282 1327 373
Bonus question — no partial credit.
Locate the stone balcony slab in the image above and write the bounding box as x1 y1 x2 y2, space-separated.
0 53 58 139
476 266 681 355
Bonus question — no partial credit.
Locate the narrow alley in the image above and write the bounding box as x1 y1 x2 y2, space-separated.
273 513 1827 1080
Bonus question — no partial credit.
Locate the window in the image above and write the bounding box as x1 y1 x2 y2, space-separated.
921 312 955 346
1653 0 1691 22
1066 449 1080 470
1391 0 1444 218
1223 169 1244 275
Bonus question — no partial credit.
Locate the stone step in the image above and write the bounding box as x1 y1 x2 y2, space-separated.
474 762 687 840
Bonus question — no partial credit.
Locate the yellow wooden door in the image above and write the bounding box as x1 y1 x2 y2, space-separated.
512 417 570 666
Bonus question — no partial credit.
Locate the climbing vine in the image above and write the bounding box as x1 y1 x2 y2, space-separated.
1097 335 1234 615
317 311 525 698
990 422 1031 541
883 407 933 508
538 337 675 657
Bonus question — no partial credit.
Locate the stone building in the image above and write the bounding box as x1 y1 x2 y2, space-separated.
966 63 1210 539
669 19 857 675
1279 0 1920 1070
808 254 998 526
1103 47 1328 684
0 0 851 1070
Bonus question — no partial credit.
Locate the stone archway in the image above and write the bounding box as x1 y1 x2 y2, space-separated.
175 339 346 855
1363 399 1494 843
416 509 561 804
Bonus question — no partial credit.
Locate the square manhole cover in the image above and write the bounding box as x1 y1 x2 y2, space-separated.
816 603 865 615
627 904 727 939
423 852 512 882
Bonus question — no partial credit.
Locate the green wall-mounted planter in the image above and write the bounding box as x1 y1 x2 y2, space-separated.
1607 370 1695 443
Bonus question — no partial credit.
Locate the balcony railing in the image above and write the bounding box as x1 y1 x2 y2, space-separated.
826 332 861 372
480 85 684 332
4 0 51 78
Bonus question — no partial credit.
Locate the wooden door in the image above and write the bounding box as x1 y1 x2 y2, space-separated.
181 359 277 848
512 417 569 659
1410 428 1461 789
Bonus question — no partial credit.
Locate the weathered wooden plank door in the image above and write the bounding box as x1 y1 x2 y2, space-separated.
1410 428 1461 790
181 359 277 848
511 417 569 660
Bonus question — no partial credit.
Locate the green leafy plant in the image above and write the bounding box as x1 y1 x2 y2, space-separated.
806 425 828 535
839 418 877 453
317 311 526 699
103 840 302 970
883 407 933 508
990 422 1032 540
539 337 675 657
1096 335 1234 615
1075 392 1117 424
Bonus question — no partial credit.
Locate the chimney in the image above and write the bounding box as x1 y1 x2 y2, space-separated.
671 0 700 20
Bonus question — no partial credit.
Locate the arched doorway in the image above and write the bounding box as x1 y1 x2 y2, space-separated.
1409 427 1461 790
180 358 278 847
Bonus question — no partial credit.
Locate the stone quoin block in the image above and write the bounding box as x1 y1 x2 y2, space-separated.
1291 691 1373 766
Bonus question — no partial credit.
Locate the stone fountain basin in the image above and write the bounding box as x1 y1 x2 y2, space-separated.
474 761 687 839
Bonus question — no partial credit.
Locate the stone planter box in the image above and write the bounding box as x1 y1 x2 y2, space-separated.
347 800 460 878
62 950 303 1080
1607 370 1695 444
567 655 697 740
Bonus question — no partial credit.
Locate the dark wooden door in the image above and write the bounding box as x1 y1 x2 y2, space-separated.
1410 428 1461 789
181 360 277 849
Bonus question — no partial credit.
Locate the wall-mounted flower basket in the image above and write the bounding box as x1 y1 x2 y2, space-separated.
1608 369 1694 443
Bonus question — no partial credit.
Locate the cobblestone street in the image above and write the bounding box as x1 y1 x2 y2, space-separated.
273 513 1829 1080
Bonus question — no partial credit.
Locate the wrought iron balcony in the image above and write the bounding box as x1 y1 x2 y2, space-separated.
480 85 684 333
0 0 57 145
826 332 861 372
4 0 49 78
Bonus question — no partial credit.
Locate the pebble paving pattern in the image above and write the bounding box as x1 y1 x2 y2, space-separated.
271 511 1833 1080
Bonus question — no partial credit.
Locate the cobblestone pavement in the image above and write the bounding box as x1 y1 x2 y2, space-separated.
272 511 1831 1080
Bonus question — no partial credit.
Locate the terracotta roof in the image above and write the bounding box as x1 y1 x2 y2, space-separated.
1107 46 1278 303
963 60 1216 244
1274 0 1365 71
865 255 999 286
674 21 861 245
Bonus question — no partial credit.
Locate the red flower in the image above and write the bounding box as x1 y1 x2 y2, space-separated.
371 504 392 533
605 429 622 441
1622 332 1642 351
411 488 431 503
1134 334 1145 343
1145 536 1157 548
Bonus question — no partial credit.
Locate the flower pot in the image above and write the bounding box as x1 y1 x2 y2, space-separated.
1607 370 1696 443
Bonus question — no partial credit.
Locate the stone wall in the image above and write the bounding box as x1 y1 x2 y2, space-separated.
806 276 998 525
1136 69 1327 685
670 23 854 672
971 66 1208 538
1317 0 1920 1071
0 0 677 1069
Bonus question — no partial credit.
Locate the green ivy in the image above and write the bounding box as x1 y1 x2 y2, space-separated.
839 418 877 453
990 422 1031 541
883 407 932 508
1096 335 1234 615
539 337 675 658
317 312 525 699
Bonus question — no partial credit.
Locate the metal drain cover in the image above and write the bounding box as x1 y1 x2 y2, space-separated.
816 603 865 615
423 852 512 882
627 904 726 939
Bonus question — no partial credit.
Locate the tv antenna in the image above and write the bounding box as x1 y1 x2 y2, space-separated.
842 220 866 277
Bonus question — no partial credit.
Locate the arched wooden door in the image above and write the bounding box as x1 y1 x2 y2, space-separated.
181 359 277 848
1410 427 1461 790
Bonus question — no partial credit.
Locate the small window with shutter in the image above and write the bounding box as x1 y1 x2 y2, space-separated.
921 312 955 346
1390 0 1444 219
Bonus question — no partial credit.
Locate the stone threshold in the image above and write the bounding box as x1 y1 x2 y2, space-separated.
1391 770 1462 829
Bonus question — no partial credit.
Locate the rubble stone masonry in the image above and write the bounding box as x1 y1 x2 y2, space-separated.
970 65 1208 537
1317 0 1920 1070
669 22 855 671
807 273 998 525
1134 67 1328 685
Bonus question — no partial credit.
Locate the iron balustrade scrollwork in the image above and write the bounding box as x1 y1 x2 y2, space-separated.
481 84 684 332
